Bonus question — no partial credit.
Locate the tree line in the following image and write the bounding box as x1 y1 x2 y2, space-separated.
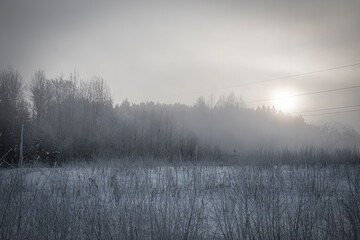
1 67 359 165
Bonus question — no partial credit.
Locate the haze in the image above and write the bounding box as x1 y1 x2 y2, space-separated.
0 0 359 131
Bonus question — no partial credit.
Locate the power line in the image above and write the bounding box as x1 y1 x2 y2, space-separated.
222 62 360 89
161 61 360 99
245 85 360 104
301 109 360 117
290 104 360 115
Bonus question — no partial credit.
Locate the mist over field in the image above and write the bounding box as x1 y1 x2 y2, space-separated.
0 68 359 164
1 0 360 239
1 68 359 240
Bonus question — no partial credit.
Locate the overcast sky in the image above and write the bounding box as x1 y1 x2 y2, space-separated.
1 0 359 131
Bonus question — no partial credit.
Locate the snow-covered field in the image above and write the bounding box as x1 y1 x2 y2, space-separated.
1 163 359 239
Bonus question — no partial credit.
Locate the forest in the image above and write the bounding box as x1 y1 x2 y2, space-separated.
1 67 359 166
1 0 360 238
1 68 360 239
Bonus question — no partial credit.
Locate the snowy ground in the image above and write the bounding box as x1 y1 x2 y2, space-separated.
1 163 359 239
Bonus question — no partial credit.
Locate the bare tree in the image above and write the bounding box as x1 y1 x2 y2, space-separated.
0 68 28 163
29 70 53 119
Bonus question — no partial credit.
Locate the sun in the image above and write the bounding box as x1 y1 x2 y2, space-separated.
272 88 298 113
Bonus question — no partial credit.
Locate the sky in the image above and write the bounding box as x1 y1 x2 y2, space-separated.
0 0 360 131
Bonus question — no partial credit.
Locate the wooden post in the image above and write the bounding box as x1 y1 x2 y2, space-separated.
17 124 24 239
179 149 182 163
195 145 198 165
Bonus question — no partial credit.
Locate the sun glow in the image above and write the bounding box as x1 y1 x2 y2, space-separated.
272 88 298 113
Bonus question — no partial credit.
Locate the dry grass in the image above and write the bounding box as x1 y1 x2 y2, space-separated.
0 160 359 239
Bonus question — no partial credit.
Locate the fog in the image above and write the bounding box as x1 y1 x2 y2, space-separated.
1 0 360 132
1 69 359 164
1 2 360 239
